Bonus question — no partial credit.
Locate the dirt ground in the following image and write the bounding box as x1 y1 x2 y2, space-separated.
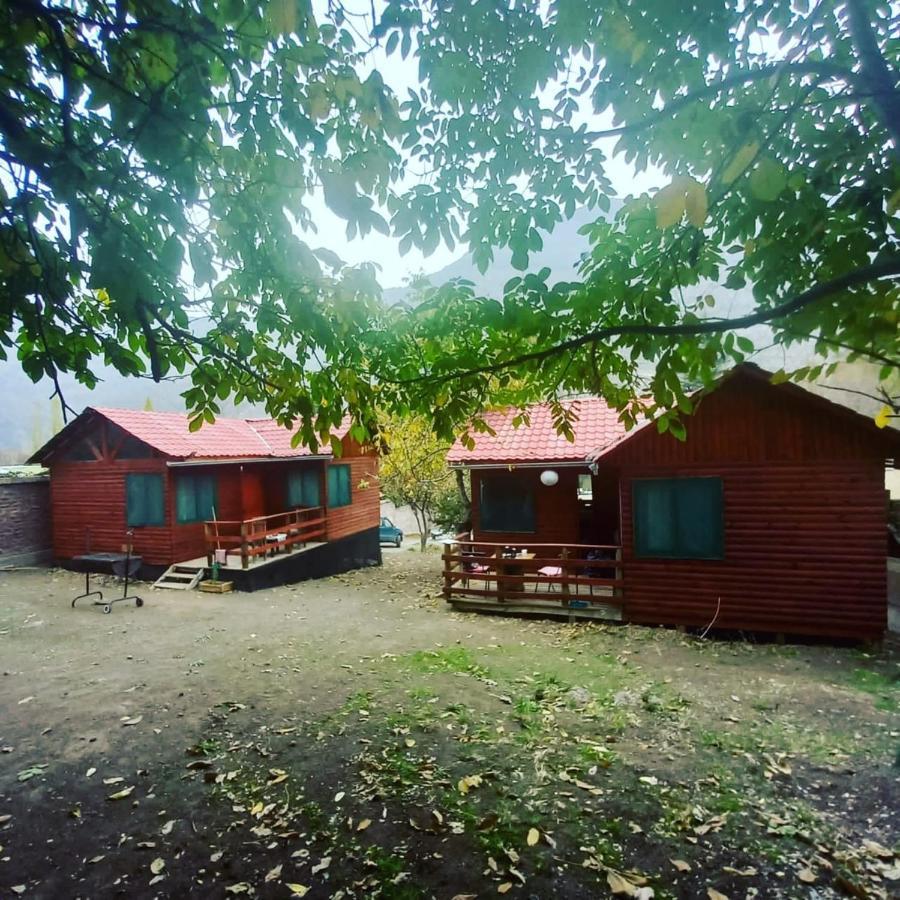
0 550 897 899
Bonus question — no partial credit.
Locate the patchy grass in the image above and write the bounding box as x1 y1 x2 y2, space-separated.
0 556 895 898
846 666 900 712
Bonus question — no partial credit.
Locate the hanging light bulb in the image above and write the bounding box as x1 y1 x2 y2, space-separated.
540 469 559 486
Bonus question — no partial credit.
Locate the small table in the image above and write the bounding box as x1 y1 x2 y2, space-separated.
71 552 144 614
498 552 535 600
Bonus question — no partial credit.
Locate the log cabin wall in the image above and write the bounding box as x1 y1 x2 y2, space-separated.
325 455 380 540
609 375 891 639
168 464 244 564
470 467 584 546
50 456 173 565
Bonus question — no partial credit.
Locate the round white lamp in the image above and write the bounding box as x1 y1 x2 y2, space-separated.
540 469 559 486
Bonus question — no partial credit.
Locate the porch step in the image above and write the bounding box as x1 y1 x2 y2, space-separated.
153 565 204 591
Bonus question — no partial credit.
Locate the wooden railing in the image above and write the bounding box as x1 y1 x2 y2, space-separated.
442 537 624 608
204 507 327 569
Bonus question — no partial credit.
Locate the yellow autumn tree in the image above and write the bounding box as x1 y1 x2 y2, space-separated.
379 415 465 551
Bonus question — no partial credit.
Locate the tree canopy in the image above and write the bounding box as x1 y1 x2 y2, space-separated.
2 0 898 443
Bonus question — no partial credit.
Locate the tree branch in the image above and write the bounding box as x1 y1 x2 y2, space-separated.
581 60 855 141
844 0 900 152
391 259 900 385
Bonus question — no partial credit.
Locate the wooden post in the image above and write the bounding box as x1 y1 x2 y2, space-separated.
560 547 570 606
496 547 505 602
240 522 249 570
204 523 213 567
442 541 453 601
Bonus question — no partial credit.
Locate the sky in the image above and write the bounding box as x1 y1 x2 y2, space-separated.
300 1 665 289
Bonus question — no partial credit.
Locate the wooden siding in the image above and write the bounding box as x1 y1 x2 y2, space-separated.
50 451 379 566
470 468 581 546
607 374 896 467
50 457 174 565
619 461 887 639
607 374 892 640
326 456 380 540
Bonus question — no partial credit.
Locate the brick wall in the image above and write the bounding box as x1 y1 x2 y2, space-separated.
0 477 52 566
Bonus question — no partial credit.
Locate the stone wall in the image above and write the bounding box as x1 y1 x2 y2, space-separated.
0 476 51 566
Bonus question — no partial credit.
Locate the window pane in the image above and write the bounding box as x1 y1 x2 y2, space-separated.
176 477 196 523
196 475 217 520
287 471 303 507
302 469 321 507
577 473 593 500
633 478 723 560
126 474 164 527
675 478 722 558
328 465 351 508
480 478 535 533
126 474 147 526
633 481 675 556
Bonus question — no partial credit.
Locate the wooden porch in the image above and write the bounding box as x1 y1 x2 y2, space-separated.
203 507 327 570
442 537 624 621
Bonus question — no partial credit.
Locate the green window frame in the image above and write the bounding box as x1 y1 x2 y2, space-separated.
479 477 536 533
175 472 218 524
632 477 723 560
287 468 321 508
126 473 165 527
327 464 351 508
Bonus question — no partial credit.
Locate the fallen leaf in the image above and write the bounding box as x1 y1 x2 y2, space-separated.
311 856 331 875
103 777 124 785
265 863 282 882
18 696 34 705
121 715 143 726
334 791 345 802
150 858 165 875
608 871 638 896
671 859 691 872
527 828 539 847
85 767 96 778
17 764 47 782
225 884 250 895
497 884 512 894
357 818 372 831
210 851 224 863
707 889 729 900
160 819 176 836
797 868 816 884
107 786 135 800
286 886 309 898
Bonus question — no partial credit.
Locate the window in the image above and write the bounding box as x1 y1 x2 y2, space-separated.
175 472 218 524
287 468 321 508
126 474 165 527
479 477 535 533
327 464 351 508
632 477 723 559
577 473 593 500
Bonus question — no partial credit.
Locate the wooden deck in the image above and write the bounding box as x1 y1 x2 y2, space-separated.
179 540 327 572
204 508 327 569
442 538 624 621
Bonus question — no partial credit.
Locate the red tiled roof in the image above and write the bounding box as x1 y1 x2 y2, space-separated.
446 398 631 465
90 407 350 460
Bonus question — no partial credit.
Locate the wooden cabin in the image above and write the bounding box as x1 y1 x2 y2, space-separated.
29 407 380 590
444 365 899 640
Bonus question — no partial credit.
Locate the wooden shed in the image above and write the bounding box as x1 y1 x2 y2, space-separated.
444 365 898 640
29 407 381 590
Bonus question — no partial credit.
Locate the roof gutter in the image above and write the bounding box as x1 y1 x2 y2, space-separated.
167 454 333 467
448 460 591 470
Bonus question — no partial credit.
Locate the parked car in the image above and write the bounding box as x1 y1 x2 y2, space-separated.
379 517 403 546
